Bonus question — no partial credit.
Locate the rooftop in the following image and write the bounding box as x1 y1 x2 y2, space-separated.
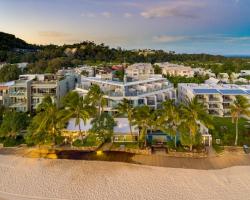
180 83 250 95
81 75 169 87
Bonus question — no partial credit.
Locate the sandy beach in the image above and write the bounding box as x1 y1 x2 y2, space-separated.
0 154 250 200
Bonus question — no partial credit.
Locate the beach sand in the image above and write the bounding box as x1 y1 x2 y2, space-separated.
0 154 250 200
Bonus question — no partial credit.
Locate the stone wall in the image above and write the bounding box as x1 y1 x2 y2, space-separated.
167 150 208 158
110 147 152 155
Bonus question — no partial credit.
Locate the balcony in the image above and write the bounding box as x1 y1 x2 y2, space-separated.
9 91 27 96
32 92 56 97
209 104 220 109
209 97 221 102
126 85 172 97
223 97 234 103
147 100 156 106
208 110 223 116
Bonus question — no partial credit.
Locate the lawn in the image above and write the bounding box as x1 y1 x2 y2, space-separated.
211 117 250 146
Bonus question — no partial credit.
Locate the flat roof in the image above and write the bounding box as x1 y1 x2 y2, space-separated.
193 89 220 94
219 89 248 95
180 83 250 96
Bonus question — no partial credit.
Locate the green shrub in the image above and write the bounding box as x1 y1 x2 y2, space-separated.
55 135 65 145
0 137 5 143
72 135 102 147
213 143 224 154
72 139 82 147
3 136 24 147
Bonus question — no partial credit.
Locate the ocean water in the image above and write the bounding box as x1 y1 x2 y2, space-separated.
224 55 250 58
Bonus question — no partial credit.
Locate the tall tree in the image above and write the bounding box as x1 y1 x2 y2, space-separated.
132 105 151 146
85 84 106 117
160 100 181 147
179 97 213 151
90 112 116 141
0 64 21 82
0 111 30 138
230 96 250 146
28 96 63 146
116 99 134 135
62 91 91 144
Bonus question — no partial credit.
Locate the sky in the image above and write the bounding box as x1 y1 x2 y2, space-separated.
0 0 250 55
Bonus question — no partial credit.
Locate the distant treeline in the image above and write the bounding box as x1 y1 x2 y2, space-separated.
0 31 250 75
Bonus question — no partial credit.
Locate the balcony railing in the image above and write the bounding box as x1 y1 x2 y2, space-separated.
77 83 173 97
126 85 172 97
209 97 221 102
9 91 27 96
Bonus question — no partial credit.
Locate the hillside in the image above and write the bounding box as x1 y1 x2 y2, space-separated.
0 32 36 51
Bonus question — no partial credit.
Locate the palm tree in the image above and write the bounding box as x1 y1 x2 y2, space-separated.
85 84 107 116
62 91 91 144
148 109 160 134
180 97 213 151
160 100 180 147
230 96 250 146
32 96 63 147
116 99 134 135
132 105 151 147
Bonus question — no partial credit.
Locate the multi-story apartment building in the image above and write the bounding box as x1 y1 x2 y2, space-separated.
125 63 154 80
155 62 194 77
8 73 77 112
76 74 176 113
0 81 14 107
178 83 250 117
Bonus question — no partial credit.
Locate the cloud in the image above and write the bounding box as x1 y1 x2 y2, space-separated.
153 34 250 43
38 31 71 38
153 35 187 43
80 12 96 18
124 12 133 18
141 1 205 19
101 12 112 18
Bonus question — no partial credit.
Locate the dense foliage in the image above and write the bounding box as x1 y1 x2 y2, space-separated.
0 111 30 138
165 75 209 88
0 64 22 82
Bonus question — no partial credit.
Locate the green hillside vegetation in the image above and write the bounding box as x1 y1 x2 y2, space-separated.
0 32 37 50
0 32 250 74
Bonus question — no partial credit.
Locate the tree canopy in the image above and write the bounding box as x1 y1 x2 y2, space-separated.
0 64 21 82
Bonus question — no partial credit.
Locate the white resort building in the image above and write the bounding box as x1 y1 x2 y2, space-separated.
178 83 250 117
76 63 176 113
125 63 154 80
155 62 194 77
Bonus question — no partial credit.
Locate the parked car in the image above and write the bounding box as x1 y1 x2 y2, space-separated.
243 145 250 154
